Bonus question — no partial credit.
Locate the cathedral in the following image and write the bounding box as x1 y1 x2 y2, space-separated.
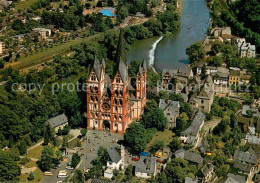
86 30 147 133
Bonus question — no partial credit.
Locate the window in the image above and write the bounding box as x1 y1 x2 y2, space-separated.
201 100 204 104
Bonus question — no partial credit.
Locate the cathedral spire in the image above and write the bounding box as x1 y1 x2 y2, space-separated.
114 28 126 67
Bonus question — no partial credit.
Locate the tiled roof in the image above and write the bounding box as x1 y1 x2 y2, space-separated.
135 156 156 174
233 150 258 165
45 114 68 128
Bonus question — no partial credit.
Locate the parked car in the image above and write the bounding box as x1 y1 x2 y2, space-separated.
44 171 53 176
66 166 74 170
132 157 139 161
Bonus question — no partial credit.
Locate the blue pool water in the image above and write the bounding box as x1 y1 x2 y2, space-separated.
99 9 115 17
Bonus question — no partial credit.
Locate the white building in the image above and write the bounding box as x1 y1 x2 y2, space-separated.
236 38 256 58
0 41 5 55
104 168 113 179
135 156 157 179
206 66 217 75
32 28 51 39
106 144 124 170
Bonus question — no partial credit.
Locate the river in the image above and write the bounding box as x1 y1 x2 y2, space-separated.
126 0 210 70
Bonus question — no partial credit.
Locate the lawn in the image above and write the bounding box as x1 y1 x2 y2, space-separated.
146 129 175 149
27 145 43 160
19 167 43 183
15 0 38 11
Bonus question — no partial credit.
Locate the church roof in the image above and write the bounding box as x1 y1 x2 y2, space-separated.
93 56 102 81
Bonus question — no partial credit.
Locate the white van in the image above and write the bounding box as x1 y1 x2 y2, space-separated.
57 170 68 178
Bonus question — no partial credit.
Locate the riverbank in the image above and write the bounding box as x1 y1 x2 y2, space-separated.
127 0 210 70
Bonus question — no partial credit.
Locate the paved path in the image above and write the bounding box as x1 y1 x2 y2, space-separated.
27 140 44 152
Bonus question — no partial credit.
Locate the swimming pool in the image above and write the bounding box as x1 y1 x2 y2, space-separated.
99 8 115 17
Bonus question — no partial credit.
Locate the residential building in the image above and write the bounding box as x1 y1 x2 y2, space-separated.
229 70 240 85
190 61 204 75
236 38 256 58
246 135 260 145
212 72 229 85
161 69 177 90
233 149 258 166
224 173 246 183
205 65 217 75
174 149 203 169
0 41 5 55
86 30 146 133
180 110 205 148
45 114 68 132
176 65 193 85
32 28 51 39
135 156 157 178
106 144 124 170
199 163 214 182
189 75 214 113
159 99 180 128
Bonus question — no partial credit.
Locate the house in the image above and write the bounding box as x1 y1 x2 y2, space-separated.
190 61 204 75
205 66 217 75
0 41 5 55
45 114 68 132
104 168 113 179
32 16 41 21
224 173 246 183
161 69 178 90
242 105 260 117
233 149 258 166
32 28 51 39
135 156 157 179
180 110 205 148
107 144 124 170
159 99 180 128
240 70 251 84
236 38 256 58
176 65 193 86
199 163 214 182
189 75 214 113
246 134 260 145
212 72 229 85
12 34 25 42
229 70 240 85
185 177 198 183
174 149 203 169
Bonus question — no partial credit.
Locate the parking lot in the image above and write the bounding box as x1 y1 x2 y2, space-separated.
42 130 124 183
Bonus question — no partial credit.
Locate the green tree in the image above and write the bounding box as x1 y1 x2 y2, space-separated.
71 153 81 168
141 108 167 131
209 56 223 67
149 140 164 154
211 40 223 55
0 150 20 182
186 42 205 63
71 169 84 183
124 123 149 154
37 146 54 171
18 139 27 155
28 172 34 180
169 137 181 152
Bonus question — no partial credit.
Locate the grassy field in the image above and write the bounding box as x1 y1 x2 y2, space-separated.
27 145 43 160
146 129 175 149
4 32 101 71
15 0 37 11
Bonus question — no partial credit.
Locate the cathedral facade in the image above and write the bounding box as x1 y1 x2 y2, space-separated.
86 30 147 133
